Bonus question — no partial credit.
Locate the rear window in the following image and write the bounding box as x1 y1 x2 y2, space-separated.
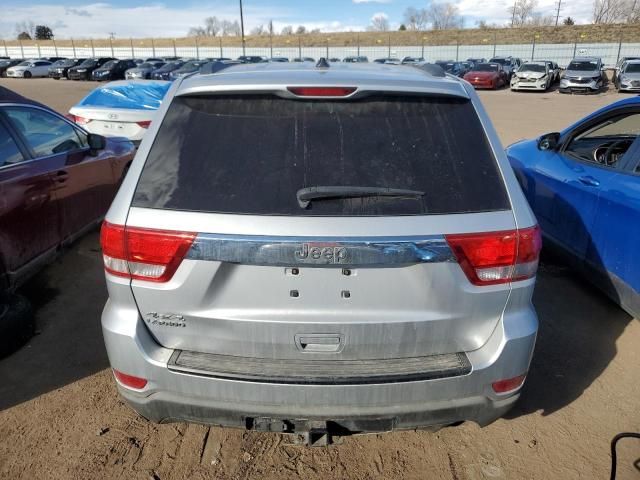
133 94 510 216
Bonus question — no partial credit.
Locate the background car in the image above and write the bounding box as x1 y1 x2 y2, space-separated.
6 60 52 78
616 59 640 92
507 97 640 318
68 57 115 80
328 57 341 62
92 59 137 81
0 59 23 77
0 85 135 355
237 55 267 63
48 58 86 79
67 80 171 144
489 56 521 79
373 57 399 64
511 62 552 91
343 56 368 63
269 57 289 62
401 56 425 64
39 56 66 63
292 57 316 62
125 61 165 80
435 60 467 77
559 56 606 94
463 62 508 89
169 60 210 79
150 60 184 80
613 56 640 86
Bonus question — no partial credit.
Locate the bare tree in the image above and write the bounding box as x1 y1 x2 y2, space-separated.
14 21 35 39
188 16 222 36
281 25 293 35
593 0 636 23
508 0 538 26
250 24 265 35
221 20 241 36
427 3 463 30
403 7 429 30
368 13 390 31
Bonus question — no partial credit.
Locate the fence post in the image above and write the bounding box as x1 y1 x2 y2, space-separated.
109 37 114 57
219 37 222 57
492 32 497 58
130 37 134 57
572 37 577 58
270 33 274 58
53 39 58 56
89 38 94 57
531 35 536 61
71 38 76 58
195 36 200 59
19 40 24 59
456 39 459 61
421 35 425 59
3 40 7 57
357 33 360 56
174 39 177 57
387 34 391 57
615 34 622 64
151 38 156 57
325 38 329 58
298 36 302 59
37 43 41 58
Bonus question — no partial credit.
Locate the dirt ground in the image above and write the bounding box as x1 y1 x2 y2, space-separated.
0 78 638 480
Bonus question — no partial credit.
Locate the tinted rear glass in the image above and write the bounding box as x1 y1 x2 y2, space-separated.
133 94 509 216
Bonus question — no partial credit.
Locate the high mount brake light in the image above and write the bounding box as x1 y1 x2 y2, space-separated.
100 222 196 283
445 226 541 286
287 87 357 97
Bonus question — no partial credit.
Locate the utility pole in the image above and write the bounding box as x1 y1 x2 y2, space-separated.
239 0 246 55
555 0 562 27
510 0 517 27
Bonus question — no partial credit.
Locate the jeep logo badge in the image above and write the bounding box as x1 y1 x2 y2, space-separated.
295 244 348 263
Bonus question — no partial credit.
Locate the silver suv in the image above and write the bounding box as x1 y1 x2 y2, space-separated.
560 56 606 94
100 61 540 444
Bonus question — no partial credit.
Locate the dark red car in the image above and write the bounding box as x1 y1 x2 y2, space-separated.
463 63 508 90
0 86 135 290
0 86 134 355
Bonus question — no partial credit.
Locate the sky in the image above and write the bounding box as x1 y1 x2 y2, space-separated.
0 0 595 39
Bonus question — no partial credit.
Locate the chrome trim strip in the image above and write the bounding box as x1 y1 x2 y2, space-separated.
186 233 454 267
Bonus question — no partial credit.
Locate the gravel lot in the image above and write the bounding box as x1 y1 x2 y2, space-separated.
0 78 638 480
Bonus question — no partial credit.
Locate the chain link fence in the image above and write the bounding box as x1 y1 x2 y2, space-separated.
2 39 639 67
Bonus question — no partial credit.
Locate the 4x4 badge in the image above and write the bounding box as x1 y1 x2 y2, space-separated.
295 244 348 263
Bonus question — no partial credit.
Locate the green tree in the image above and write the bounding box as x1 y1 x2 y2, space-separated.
563 16 575 25
17 31 31 40
35 25 54 40
398 23 407 31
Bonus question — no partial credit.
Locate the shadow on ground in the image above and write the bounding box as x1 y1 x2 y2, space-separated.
0 231 110 411
507 250 633 419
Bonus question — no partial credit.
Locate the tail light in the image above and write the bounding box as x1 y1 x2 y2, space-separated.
100 222 196 283
287 87 356 97
136 120 152 129
113 369 147 389
445 226 541 286
66 114 91 125
492 374 526 394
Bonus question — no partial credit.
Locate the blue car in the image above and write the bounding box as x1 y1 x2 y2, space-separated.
507 96 640 318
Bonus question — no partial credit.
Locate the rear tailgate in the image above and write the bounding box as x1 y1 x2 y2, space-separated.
120 91 517 361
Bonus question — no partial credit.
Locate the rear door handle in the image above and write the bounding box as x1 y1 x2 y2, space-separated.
55 170 69 183
578 175 600 187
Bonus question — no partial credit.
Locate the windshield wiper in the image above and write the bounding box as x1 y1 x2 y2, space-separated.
296 186 425 209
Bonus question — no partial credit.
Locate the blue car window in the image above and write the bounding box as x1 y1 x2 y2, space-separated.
0 121 25 166
4 107 83 157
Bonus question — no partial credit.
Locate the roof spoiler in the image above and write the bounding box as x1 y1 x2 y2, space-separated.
199 60 242 75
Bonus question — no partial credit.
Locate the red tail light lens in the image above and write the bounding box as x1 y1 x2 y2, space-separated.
445 226 541 286
287 87 357 97
100 222 196 282
136 120 152 129
66 114 91 125
492 374 526 394
113 369 147 389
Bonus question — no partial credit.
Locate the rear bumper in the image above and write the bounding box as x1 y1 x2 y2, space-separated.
101 283 538 433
